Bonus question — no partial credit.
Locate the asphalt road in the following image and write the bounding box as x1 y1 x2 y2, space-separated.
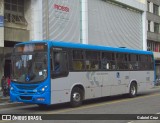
0 87 160 123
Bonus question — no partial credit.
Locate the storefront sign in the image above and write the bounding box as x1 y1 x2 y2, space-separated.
0 16 4 27
54 4 70 12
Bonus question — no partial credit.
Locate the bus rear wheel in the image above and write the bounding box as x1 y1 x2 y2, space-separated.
70 87 83 107
129 83 137 98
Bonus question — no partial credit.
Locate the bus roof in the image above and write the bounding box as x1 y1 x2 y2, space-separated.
16 40 153 55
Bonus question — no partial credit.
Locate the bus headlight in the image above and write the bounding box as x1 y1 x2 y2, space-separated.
39 86 48 92
41 87 45 92
10 86 14 91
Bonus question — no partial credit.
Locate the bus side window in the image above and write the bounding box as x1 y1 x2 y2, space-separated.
72 50 84 71
85 51 100 70
51 50 69 78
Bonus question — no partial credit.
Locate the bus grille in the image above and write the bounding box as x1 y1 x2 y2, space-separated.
15 85 38 90
20 96 32 101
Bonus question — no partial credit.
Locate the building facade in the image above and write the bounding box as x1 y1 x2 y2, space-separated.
0 0 147 82
86 0 146 50
42 0 147 50
147 0 160 77
0 0 43 80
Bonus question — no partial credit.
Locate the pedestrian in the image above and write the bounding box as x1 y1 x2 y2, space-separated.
6 76 11 96
1 76 8 97
1 76 5 93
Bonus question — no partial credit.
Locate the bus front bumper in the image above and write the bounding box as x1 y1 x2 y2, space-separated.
10 91 50 105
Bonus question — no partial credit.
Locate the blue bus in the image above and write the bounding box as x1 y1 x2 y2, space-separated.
10 40 155 107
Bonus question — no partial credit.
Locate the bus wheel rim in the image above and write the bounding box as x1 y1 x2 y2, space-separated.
131 86 136 95
73 92 81 102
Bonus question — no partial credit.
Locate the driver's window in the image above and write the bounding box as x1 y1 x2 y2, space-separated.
53 52 61 73
51 50 68 78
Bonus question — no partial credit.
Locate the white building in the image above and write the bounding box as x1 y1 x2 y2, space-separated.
41 0 147 50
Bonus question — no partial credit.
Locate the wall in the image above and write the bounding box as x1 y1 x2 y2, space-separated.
4 27 29 42
87 0 145 50
42 0 81 43
116 0 146 10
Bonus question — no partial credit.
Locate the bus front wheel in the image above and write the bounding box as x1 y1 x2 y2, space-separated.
129 83 137 98
70 87 83 107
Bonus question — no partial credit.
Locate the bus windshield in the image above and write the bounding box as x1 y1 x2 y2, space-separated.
11 43 48 83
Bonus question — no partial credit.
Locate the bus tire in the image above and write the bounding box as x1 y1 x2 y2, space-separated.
70 87 83 107
129 83 137 98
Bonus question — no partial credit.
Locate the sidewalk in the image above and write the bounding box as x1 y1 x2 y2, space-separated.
0 91 27 108
0 91 10 105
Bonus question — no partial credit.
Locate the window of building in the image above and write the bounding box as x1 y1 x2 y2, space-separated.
5 0 24 14
153 4 159 15
148 20 151 32
147 1 150 12
154 22 159 33
4 0 27 25
147 41 160 52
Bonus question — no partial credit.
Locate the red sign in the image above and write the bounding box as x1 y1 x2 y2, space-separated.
54 4 69 12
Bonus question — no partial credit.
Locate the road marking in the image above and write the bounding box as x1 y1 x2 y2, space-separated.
128 121 134 123
44 93 160 114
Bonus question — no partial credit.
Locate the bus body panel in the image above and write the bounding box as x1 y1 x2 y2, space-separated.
50 71 154 105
